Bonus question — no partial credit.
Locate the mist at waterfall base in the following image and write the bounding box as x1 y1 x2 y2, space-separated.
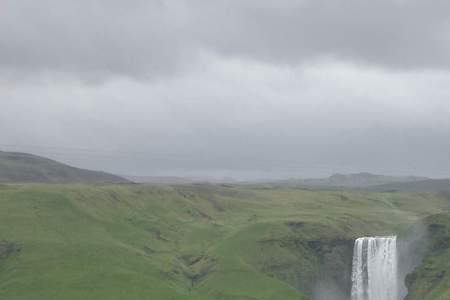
397 224 428 299
313 226 427 300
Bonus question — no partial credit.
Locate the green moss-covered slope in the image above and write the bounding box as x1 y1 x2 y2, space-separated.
0 184 448 300
406 213 450 300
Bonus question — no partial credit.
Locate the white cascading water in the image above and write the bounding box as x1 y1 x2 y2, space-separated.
351 236 398 300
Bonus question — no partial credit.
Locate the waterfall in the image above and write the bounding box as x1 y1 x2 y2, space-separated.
351 236 398 300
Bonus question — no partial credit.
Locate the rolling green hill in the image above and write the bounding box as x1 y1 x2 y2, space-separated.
0 183 449 300
0 151 129 184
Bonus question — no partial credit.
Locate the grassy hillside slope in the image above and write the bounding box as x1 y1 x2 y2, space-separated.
0 151 128 184
0 184 448 300
406 213 450 300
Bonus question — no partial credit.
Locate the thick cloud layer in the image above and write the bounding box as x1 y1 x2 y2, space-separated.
2 0 450 80
1 1 450 178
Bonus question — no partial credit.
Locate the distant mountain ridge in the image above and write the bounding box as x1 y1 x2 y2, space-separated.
124 175 199 184
303 172 428 187
363 178 450 193
268 172 450 193
123 175 237 184
271 172 429 188
0 151 129 184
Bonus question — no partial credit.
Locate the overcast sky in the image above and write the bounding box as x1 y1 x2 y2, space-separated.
2 0 450 179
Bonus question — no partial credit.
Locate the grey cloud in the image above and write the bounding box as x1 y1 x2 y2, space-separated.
0 0 189 79
2 1 450 179
1 0 450 80
2 59 450 178
191 0 450 69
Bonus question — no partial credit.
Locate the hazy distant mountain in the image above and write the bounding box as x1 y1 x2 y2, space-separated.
305 173 428 187
364 179 450 193
123 175 199 184
273 172 429 188
123 175 237 185
0 151 129 184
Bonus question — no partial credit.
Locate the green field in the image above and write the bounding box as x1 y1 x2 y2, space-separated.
0 183 449 299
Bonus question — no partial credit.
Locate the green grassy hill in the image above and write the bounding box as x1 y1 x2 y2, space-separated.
405 213 450 300
0 183 449 300
0 151 129 184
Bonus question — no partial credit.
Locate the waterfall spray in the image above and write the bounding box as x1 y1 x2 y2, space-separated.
351 236 398 300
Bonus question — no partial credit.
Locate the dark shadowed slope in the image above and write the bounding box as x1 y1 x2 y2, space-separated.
0 151 129 184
